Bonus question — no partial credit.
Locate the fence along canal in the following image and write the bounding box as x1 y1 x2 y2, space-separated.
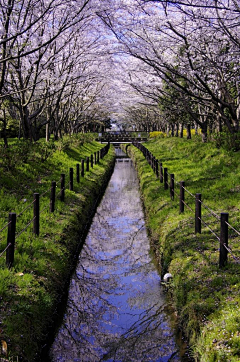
0 144 110 268
48 148 191 362
133 141 240 268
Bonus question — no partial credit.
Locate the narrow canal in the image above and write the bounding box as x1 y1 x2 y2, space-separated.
48 149 189 362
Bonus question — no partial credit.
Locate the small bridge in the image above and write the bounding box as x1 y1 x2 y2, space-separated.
97 131 148 144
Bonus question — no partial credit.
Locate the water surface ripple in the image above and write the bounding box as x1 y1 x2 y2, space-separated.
49 155 182 362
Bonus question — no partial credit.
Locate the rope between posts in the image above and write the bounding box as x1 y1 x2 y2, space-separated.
182 200 194 213
223 243 240 264
0 220 12 234
40 204 50 214
172 188 179 198
40 186 52 198
0 243 11 258
182 186 195 198
198 216 220 241
198 199 220 221
17 199 35 218
225 221 240 237
15 217 36 240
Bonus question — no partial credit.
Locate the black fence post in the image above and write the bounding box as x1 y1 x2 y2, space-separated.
170 174 174 200
195 193 202 234
180 181 185 213
94 152 97 165
164 168 168 190
76 163 80 183
97 151 100 163
6 213 16 269
69 168 73 191
81 160 84 177
156 160 159 178
33 193 40 235
60 174 65 202
86 157 89 171
50 181 56 213
160 163 163 183
91 154 93 168
153 157 156 173
219 213 229 268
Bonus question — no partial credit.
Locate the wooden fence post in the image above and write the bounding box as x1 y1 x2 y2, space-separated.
60 174 65 202
180 181 185 213
69 168 73 191
160 163 163 183
81 160 84 177
86 157 89 171
164 168 168 190
170 174 174 200
50 181 56 212
156 160 159 178
219 213 229 268
195 193 201 234
76 163 80 183
33 193 40 235
6 213 16 269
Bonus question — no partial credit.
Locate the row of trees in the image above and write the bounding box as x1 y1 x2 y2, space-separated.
1 0 239 145
100 0 240 143
0 0 114 145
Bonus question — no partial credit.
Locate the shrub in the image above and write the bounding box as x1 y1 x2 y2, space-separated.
149 131 166 138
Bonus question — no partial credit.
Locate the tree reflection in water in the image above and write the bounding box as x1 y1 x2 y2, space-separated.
49 158 181 362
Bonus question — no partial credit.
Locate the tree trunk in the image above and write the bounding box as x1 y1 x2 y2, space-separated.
166 124 170 136
195 122 198 135
2 110 8 148
201 122 208 143
46 123 50 142
180 123 183 138
186 124 191 139
20 105 31 140
175 123 179 137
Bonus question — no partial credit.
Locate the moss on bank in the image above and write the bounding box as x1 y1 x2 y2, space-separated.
0 136 115 361
125 138 240 362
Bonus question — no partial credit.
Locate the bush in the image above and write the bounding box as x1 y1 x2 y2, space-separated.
149 131 166 138
212 130 240 151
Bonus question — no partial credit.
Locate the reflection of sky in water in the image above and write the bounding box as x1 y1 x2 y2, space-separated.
49 157 182 362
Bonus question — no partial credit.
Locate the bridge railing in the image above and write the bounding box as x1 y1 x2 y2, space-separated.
98 131 149 143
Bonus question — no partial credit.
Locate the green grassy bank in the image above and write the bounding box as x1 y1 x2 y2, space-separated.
0 135 115 361
126 136 240 362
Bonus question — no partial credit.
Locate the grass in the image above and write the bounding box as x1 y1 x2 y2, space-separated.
0 134 115 361
126 136 240 362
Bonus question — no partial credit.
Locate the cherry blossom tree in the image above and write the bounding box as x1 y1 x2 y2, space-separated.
97 0 240 141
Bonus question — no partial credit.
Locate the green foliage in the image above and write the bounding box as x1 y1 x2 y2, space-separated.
149 131 166 138
127 137 240 362
211 130 240 151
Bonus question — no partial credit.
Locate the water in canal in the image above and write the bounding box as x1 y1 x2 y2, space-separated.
48 149 188 362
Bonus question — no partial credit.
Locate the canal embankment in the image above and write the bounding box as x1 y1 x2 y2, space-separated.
48 152 189 362
124 137 240 362
0 135 115 362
